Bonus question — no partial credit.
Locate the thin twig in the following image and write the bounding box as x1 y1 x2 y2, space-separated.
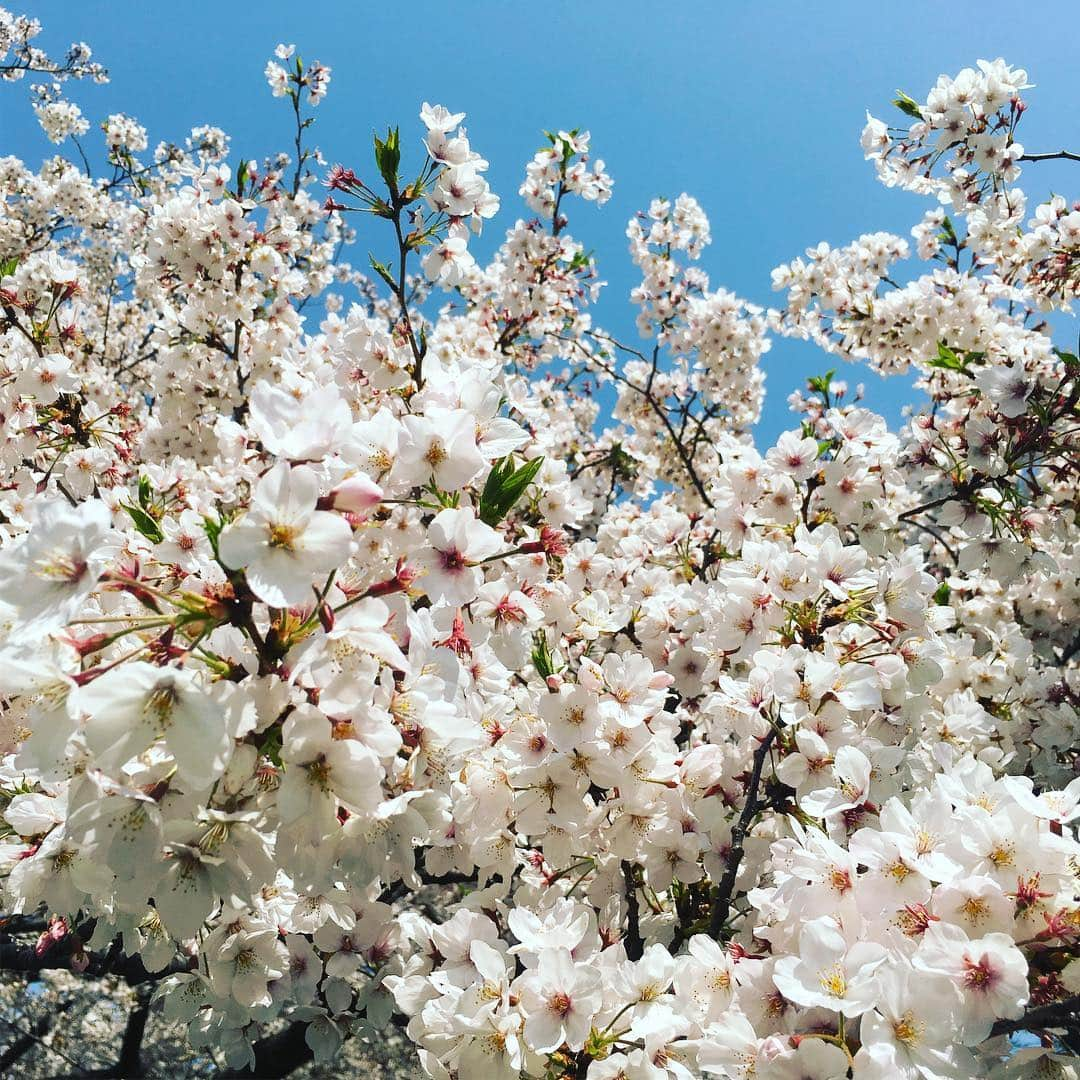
1019 150 1080 163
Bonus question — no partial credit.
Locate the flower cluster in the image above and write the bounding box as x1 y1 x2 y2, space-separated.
326 101 498 291
520 129 613 223
1 15 1079 1079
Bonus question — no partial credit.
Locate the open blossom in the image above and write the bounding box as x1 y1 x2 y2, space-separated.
772 917 887 1016
422 234 475 285
415 507 503 606
218 462 354 607
854 968 975 1080
77 661 232 786
512 948 602 1053
0 500 114 634
155 508 215 574
207 924 288 1008
915 924 1029 1040
12 352 80 403
276 705 385 827
398 407 486 491
248 380 354 460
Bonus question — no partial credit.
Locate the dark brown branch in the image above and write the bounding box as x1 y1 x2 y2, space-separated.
1019 150 1080 163
1060 635 1080 665
0 913 47 935
905 519 959 566
0 936 191 986
107 994 151 1078
569 334 715 507
708 727 777 937
0 999 70 1072
990 993 1080 1036
621 861 644 961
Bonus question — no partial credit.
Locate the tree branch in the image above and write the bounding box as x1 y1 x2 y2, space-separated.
989 993 1080 1037
108 993 151 1078
0 936 192 986
621 861 644 961
0 999 71 1072
708 727 777 938
1019 150 1080 163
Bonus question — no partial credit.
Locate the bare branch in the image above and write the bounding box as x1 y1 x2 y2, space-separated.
989 993 1080 1036
1019 150 1080 163
709 727 778 938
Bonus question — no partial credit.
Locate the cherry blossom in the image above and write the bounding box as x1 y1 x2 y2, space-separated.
0 16 1078 1077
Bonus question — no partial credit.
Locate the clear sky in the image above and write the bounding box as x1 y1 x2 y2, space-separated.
8 0 1080 442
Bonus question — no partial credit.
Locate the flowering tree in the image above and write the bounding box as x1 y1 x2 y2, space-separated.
2 7 1080 1078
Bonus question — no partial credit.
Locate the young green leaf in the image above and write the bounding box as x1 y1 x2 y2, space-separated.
369 255 397 291
926 342 973 376
373 126 401 191
121 502 164 544
892 91 923 119
530 632 557 678
478 455 544 526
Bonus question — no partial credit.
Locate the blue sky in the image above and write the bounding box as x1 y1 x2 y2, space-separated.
9 1 1080 442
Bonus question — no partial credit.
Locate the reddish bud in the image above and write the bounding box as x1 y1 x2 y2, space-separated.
325 164 358 190
367 559 419 597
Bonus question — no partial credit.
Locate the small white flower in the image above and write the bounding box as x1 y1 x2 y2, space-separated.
219 463 354 607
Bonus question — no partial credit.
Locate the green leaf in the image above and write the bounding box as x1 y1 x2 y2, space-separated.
807 369 836 395
368 254 397 291
478 455 544 527
926 342 973 376
138 473 153 510
567 249 593 272
202 514 225 558
0 256 18 279
1053 348 1080 370
373 126 400 191
259 726 283 768
121 502 164 544
932 581 951 606
530 633 557 678
892 91 923 120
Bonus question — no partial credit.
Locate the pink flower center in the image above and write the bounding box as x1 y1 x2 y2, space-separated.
962 955 999 993
438 547 466 573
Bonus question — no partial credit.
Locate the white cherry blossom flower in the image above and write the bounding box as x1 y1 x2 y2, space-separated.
218 462 354 607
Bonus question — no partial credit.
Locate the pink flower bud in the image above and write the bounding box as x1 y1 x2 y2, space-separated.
329 474 383 515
